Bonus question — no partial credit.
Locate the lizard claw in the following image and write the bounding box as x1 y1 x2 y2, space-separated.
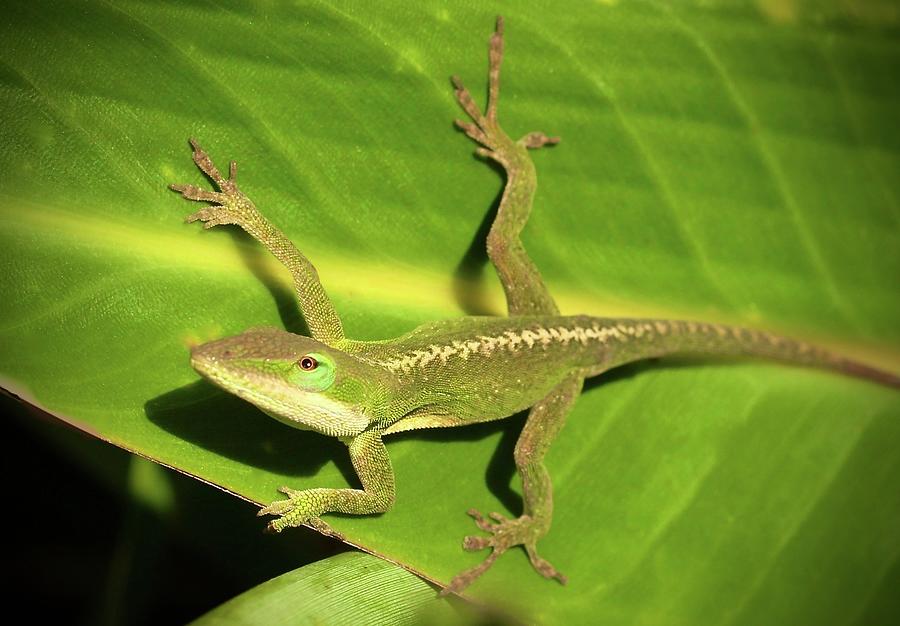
462 534 491 551
442 509 565 595
257 486 343 539
519 131 560 150
169 139 257 228
257 497 295 518
182 205 233 229
187 138 237 191
526 545 567 584
167 182 223 203
451 16 558 163
262 508 343 540
257 485 305 518
465 508 508 532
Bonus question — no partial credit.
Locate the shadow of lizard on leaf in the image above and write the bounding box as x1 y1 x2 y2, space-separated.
452 153 506 317
175 136 310 336
144 380 358 491
227 227 310 336
390 360 653 515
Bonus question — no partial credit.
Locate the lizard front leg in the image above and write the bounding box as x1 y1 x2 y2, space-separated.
170 140 345 346
258 429 395 536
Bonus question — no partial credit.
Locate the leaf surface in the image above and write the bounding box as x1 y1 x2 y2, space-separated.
2 1 899 623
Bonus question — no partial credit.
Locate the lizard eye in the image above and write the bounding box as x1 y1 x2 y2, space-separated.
288 351 334 391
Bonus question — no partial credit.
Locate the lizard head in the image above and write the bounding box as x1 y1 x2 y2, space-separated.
189 327 393 437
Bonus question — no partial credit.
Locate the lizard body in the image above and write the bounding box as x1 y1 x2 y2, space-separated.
171 17 899 594
194 314 896 439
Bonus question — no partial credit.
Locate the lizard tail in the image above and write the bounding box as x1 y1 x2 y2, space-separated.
595 318 900 389
827 357 900 389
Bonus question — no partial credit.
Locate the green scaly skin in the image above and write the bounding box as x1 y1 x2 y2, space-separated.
170 16 900 595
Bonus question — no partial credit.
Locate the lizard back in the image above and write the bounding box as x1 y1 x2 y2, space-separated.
349 314 899 429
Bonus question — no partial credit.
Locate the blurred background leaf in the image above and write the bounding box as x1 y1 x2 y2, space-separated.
192 552 455 626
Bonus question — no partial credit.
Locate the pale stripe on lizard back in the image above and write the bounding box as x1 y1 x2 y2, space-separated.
370 316 890 384
372 318 805 375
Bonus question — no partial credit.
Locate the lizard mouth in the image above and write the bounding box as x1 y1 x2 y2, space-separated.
189 347 220 381
189 345 256 398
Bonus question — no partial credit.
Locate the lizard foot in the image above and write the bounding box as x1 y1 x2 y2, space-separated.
440 508 566 596
452 16 558 164
169 138 257 228
257 486 343 539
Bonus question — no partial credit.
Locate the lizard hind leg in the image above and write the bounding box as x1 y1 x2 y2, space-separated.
452 15 561 317
443 373 583 595
452 16 559 165
442 17 576 596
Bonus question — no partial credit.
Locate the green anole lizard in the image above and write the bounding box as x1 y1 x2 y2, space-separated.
170 17 899 595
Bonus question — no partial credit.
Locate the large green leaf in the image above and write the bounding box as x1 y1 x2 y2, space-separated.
2 1 899 623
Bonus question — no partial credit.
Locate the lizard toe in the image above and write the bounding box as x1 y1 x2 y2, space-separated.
526 544 567 584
